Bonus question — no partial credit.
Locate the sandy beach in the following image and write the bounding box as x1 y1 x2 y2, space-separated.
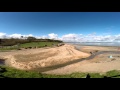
0 44 90 70
1 43 120 75
43 45 120 75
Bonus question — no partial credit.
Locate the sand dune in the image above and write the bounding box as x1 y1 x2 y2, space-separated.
43 45 120 75
0 44 90 70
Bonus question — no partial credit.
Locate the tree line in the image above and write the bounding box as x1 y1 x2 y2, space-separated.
0 36 63 46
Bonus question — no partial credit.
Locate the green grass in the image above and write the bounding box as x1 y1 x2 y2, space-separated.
1 65 120 78
89 73 103 78
0 41 60 51
0 65 43 78
69 72 87 78
105 70 120 78
20 42 59 48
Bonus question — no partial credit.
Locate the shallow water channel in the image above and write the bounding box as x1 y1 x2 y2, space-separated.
0 59 5 65
32 50 120 72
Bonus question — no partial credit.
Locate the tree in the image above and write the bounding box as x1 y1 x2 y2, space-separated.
21 36 23 39
0 39 1 44
27 36 36 42
27 36 36 40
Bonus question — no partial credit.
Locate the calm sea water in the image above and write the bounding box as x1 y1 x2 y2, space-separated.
65 42 120 47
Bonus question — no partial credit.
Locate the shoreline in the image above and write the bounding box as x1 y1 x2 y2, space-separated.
65 42 120 49
1 43 120 74
2 44 90 70
42 45 120 74
67 43 120 48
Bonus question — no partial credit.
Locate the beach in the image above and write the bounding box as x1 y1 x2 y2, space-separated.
0 44 90 70
1 43 120 74
43 44 120 75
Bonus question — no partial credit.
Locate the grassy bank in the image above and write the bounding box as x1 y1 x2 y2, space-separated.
0 41 60 51
0 65 120 78
20 42 59 48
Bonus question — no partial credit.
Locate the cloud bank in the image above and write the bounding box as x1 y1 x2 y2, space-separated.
48 33 58 39
0 32 120 42
0 32 7 38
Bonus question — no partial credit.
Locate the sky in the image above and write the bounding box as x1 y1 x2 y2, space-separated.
0 12 120 42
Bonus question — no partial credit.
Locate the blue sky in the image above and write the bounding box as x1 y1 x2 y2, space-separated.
0 12 120 42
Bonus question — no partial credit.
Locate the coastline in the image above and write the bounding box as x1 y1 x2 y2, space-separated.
43 44 120 75
1 43 120 74
65 42 120 48
2 44 90 70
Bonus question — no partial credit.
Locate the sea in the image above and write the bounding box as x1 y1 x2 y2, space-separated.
65 42 120 47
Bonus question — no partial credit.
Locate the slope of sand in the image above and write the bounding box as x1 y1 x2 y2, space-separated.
43 46 120 75
0 44 90 70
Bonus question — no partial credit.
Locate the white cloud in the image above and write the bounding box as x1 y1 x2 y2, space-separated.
41 35 48 39
113 35 120 42
61 33 86 42
0 32 7 38
1 32 120 42
48 33 58 39
60 33 120 42
9 34 22 39
88 32 96 37
61 34 78 42
79 34 83 36
27 34 33 37
9 34 34 39
62 34 78 38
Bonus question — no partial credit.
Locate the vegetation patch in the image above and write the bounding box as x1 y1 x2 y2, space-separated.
0 37 63 51
1 65 120 78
